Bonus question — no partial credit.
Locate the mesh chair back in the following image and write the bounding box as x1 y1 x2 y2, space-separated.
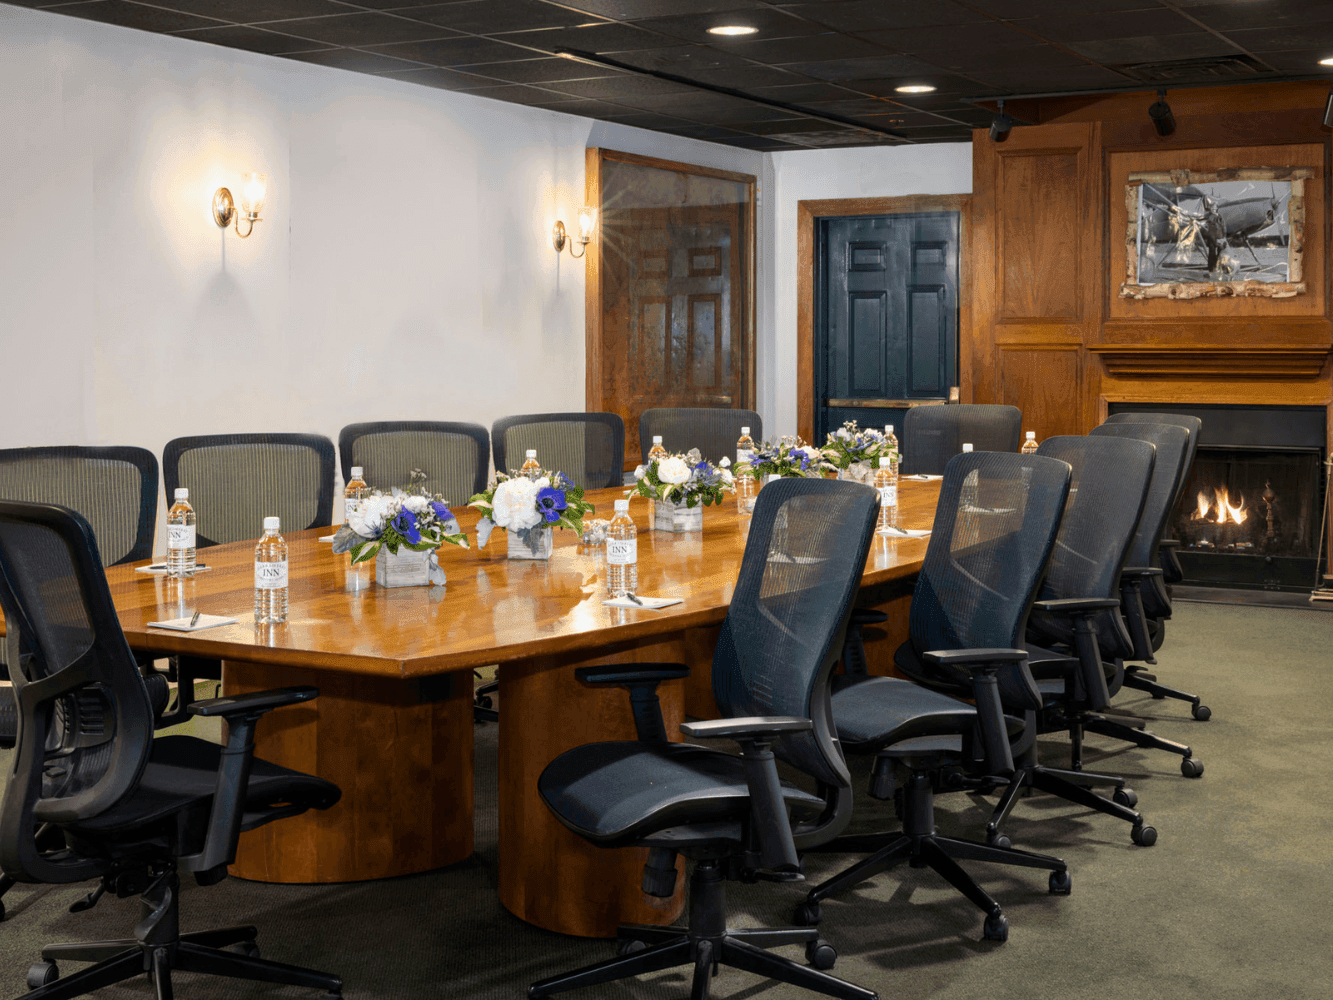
492 413 624 490
639 408 762 467
1103 412 1201 514
0 447 157 566
711 479 879 789
1028 435 1156 657
901 404 1022 475
909 452 1071 708
163 434 335 546
339 422 488 506
0 501 154 883
1088 423 1189 569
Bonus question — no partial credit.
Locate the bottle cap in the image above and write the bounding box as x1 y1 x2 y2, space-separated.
741 426 750 435
885 425 893 434
174 488 189 500
1026 431 1035 440
263 516 280 531
526 450 537 458
962 443 974 452
653 436 662 444
614 499 629 512
351 466 363 477
879 457 892 468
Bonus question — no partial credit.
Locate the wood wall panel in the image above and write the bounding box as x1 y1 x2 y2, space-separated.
998 346 1083 440
998 151 1083 321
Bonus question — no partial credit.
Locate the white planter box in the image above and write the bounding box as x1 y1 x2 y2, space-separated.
837 461 874 485
375 546 444 587
653 498 704 533
508 526 554 560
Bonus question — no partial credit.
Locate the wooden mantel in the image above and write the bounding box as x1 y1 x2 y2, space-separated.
1087 344 1333 379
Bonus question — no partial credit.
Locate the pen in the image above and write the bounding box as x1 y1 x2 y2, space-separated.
189 610 201 627
625 592 645 606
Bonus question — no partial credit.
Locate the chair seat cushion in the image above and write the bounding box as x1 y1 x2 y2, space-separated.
830 676 1023 753
538 741 825 847
70 736 340 835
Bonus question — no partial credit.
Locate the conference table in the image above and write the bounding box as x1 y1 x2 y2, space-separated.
99 479 941 938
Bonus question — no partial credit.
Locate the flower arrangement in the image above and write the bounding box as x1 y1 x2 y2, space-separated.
627 448 734 508
331 490 469 564
735 436 833 482
821 421 895 470
468 471 595 548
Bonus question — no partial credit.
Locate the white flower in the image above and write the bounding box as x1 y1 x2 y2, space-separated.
349 494 391 537
491 477 544 531
634 465 646 480
403 495 429 514
685 448 702 465
720 468 734 485
719 456 731 468
658 456 691 484
836 427 851 440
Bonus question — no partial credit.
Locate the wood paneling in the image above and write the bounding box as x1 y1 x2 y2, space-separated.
998 152 1083 321
999 346 1083 440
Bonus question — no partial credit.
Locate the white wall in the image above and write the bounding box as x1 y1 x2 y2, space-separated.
0 4 767 534
768 143 974 437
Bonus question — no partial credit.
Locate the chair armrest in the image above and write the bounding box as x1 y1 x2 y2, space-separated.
1027 657 1077 680
923 648 1027 668
1032 598 1121 615
1158 538 1181 549
188 686 318 718
574 664 689 685
923 650 1026 774
1121 566 1164 579
680 716 812 740
850 608 888 626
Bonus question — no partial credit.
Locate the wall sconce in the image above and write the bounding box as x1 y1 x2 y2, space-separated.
213 172 267 237
553 206 596 258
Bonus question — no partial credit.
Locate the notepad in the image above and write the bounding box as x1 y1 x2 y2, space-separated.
318 535 338 542
135 564 212 574
881 527 932 538
146 614 237 632
902 474 943 482
601 596 683 611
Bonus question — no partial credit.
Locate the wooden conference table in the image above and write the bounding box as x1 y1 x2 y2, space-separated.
101 480 941 938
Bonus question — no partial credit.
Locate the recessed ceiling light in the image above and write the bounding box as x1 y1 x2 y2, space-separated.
708 25 758 36
895 84 936 94
1320 56 1333 66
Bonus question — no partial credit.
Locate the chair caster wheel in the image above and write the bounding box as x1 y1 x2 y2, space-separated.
1132 823 1158 846
987 833 1011 850
983 912 1008 943
615 938 647 957
1048 870 1071 895
1192 704 1211 721
1181 757 1204 778
477 696 493 710
229 941 260 958
805 939 837 970
794 901 822 926
1113 787 1138 808
27 962 58 990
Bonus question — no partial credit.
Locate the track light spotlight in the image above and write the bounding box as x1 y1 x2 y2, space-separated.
1148 90 1175 137
989 99 1013 142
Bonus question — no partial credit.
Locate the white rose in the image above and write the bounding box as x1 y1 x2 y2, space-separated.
491 477 543 531
658 456 691 484
720 468 734 485
403 495 429 514
349 494 389 537
719 456 731 468
634 465 646 480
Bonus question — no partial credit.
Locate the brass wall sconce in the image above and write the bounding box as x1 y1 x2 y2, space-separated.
213 172 267 237
553 206 597 258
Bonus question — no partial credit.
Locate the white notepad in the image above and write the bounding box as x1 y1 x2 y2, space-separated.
881 528 932 538
146 614 237 632
135 564 213 574
601 596 683 611
902 474 943 482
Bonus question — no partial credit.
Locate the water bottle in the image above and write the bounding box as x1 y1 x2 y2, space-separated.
166 488 196 577
736 426 755 466
874 457 898 534
254 516 289 624
344 466 369 520
648 436 668 463
960 444 980 514
1021 431 1038 454
519 449 542 480
883 424 898 456
606 499 638 598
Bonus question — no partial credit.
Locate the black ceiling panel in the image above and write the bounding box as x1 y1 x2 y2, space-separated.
23 0 1333 149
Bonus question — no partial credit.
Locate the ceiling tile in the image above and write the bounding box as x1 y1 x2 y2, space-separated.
963 0 1167 16
536 74 695 98
777 1 994 32
459 84 592 106
904 44 1089 74
969 62 1137 91
719 32 887 64
49 1 224 33
1177 0 1333 32
280 47 429 72
171 24 335 54
401 0 610 33
454 56 625 83
779 54 948 81
858 21 1074 54
556 0 764 17
845 75 1003 98
376 65 504 90
594 110 698 128
1225 22 1333 54
261 12 463 46
750 81 868 102
495 23 668 53
609 45 757 73
1017 9 1200 44
151 0 347 21
1066 31 1248 63
714 135 808 149
685 65 808 88
362 35 539 65
1251 47 1333 72
630 8 828 44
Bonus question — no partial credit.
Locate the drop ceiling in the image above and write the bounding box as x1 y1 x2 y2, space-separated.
10 0 1333 148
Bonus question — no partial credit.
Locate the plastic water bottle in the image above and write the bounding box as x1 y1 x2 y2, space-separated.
519 449 542 480
960 444 980 514
736 426 755 466
254 516 289 624
874 457 898 534
344 466 369 520
648 436 668 463
1021 431 1038 454
883 424 898 456
606 499 638 598
166 488 196 578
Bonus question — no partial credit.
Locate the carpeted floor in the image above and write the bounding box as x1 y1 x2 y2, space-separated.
1 601 1330 1000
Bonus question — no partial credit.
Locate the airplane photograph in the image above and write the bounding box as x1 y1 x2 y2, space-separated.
1136 180 1291 284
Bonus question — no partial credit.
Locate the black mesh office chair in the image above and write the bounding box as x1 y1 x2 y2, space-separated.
1103 412 1202 589
900 404 1021 475
638 408 762 467
1089 421 1210 728
529 479 881 1000
338 421 489 506
492 413 624 490
0 500 342 1000
796 453 1073 943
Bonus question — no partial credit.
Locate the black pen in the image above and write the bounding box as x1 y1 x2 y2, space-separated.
189 610 201 627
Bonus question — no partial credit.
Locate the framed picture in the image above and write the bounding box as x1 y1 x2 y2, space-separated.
1119 166 1314 300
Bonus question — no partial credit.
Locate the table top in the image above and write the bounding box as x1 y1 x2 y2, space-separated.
89 481 941 679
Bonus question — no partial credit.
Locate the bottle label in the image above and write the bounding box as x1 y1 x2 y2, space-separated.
607 538 637 566
167 524 195 550
255 561 289 590
345 499 360 519
737 449 746 466
879 485 897 507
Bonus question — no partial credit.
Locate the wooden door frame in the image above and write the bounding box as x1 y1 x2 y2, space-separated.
585 148 758 419
796 193 972 445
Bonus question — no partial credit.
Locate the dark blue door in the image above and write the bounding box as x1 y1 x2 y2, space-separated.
815 212 959 443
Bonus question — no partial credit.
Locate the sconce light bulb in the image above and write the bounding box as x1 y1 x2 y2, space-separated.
578 205 597 242
239 172 267 219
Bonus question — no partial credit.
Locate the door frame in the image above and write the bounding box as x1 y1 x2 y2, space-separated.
797 193 972 445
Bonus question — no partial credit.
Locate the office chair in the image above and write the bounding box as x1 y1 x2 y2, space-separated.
796 452 1073 943
529 479 881 1000
492 412 624 490
900 403 1021 475
0 500 343 1000
638 407 762 467
1090 421 1211 727
338 421 489 506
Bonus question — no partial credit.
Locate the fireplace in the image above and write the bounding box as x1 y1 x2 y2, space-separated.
1109 403 1328 592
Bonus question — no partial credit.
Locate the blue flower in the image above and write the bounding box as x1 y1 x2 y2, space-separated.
392 509 421 544
536 487 568 524
429 500 452 521
694 460 714 478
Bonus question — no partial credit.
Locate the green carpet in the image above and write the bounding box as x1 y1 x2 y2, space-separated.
1 602 1329 1000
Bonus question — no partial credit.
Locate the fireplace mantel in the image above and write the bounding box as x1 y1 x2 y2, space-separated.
1087 343 1332 379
